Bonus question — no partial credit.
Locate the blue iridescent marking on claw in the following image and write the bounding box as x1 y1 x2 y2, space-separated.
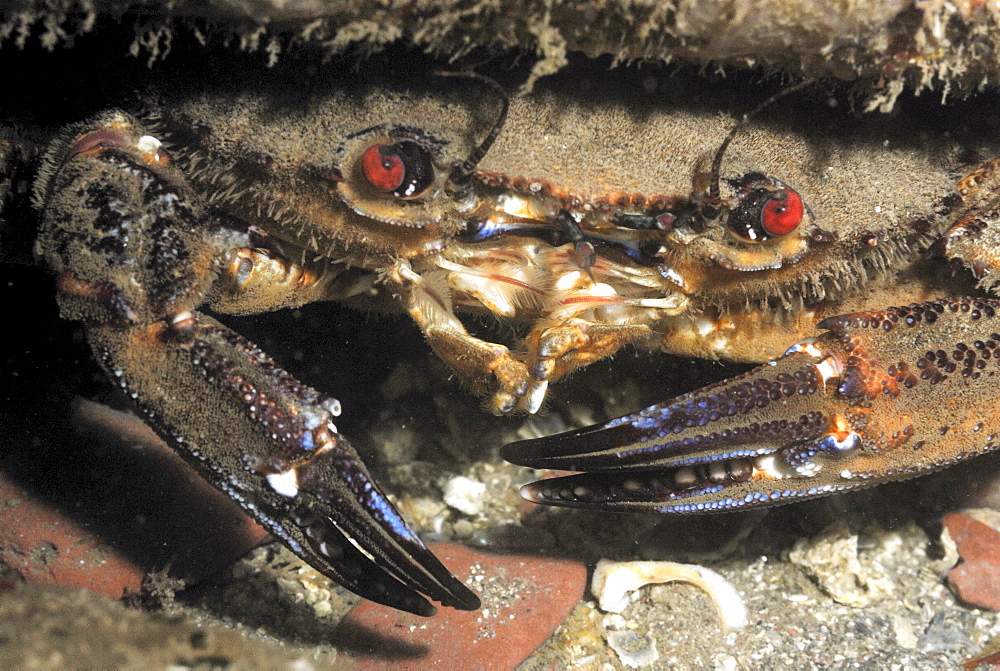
819 431 859 453
364 488 418 539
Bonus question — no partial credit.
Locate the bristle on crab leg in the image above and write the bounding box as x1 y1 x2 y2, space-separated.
504 299 1000 513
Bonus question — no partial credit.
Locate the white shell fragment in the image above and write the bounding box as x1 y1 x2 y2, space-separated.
442 475 487 516
591 559 748 632
606 630 659 668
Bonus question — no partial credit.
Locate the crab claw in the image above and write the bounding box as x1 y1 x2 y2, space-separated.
503 298 1000 513
89 313 480 616
34 110 478 616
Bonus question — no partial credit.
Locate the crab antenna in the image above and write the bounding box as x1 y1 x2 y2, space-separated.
708 78 815 201
439 72 510 192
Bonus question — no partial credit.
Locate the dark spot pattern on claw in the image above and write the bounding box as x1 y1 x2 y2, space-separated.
511 297 1000 517
40 114 479 617
187 325 338 465
818 299 996 334
44 141 209 320
100 313 481 615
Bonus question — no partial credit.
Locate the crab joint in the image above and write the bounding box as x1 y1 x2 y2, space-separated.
783 338 844 385
824 416 860 452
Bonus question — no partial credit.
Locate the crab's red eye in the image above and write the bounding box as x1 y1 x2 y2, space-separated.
760 189 803 236
727 181 805 242
361 145 405 192
359 140 434 199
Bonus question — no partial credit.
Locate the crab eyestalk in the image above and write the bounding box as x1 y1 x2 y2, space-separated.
444 73 510 199
705 78 815 203
504 299 1000 513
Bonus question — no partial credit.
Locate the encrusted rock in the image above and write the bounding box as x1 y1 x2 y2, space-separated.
788 522 894 607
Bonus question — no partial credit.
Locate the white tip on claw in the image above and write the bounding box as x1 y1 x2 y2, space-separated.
323 398 342 417
266 469 300 498
813 356 844 384
783 337 823 358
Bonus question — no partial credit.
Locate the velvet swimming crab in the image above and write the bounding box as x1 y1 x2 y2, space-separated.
11 56 1000 620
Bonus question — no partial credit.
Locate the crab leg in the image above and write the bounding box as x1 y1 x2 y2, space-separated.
504 298 1000 513
940 159 1000 290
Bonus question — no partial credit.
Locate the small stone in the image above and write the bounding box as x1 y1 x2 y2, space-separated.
891 614 919 649
394 496 448 529
716 654 738 671
442 476 487 516
338 541 586 669
312 600 332 618
788 522 893 607
944 512 1000 610
452 519 475 538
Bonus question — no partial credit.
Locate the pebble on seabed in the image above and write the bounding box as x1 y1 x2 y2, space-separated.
443 475 488 516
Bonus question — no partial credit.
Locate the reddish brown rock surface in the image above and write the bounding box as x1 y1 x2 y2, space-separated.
0 470 146 599
0 398 270 599
338 542 587 669
944 513 1000 611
